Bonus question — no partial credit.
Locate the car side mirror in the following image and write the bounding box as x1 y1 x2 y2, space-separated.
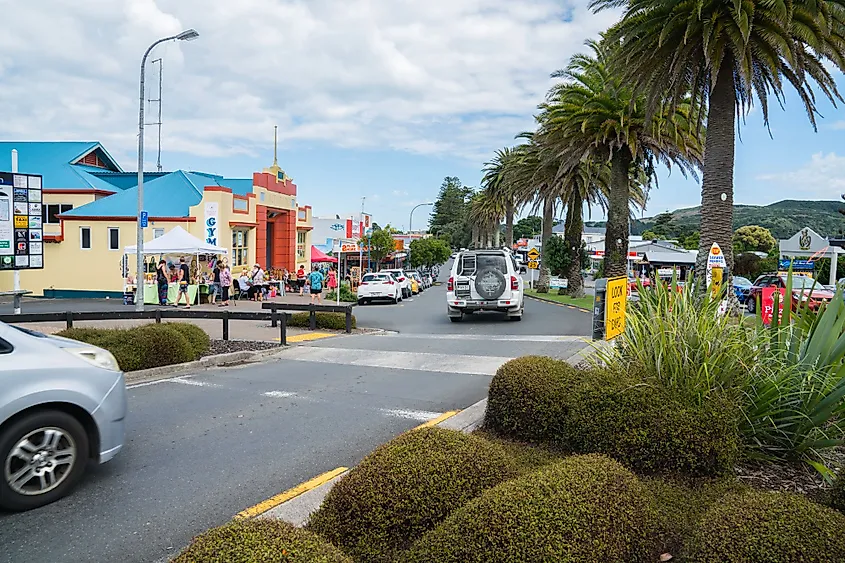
519 266 527 274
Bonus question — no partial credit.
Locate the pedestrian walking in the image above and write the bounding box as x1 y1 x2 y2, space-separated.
297 265 306 296
219 263 232 306
175 257 192 308
209 259 221 305
327 266 337 294
156 259 169 306
308 265 325 305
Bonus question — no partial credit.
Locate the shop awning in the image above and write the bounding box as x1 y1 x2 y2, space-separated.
311 245 337 263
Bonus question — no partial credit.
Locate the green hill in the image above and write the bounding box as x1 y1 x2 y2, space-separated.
587 200 845 240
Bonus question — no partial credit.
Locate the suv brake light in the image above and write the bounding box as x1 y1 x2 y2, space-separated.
448 277 454 291
511 276 519 291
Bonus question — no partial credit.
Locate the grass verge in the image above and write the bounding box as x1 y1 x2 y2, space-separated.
524 288 592 310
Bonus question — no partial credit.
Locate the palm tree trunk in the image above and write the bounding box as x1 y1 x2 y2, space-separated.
505 200 515 249
564 191 585 297
537 196 554 293
696 62 736 282
604 147 632 278
471 225 479 248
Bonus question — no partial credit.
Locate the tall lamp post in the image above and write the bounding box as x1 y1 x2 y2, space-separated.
408 202 433 267
135 29 200 311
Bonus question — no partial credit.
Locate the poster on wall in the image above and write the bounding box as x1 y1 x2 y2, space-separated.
204 202 219 246
0 171 44 270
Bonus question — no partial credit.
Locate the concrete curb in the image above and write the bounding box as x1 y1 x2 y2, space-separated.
259 340 604 527
523 292 591 312
124 346 289 385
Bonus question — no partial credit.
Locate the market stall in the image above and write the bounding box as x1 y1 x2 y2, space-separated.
123 226 228 305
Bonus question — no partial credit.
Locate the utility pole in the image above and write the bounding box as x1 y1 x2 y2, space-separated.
148 58 164 172
359 197 365 273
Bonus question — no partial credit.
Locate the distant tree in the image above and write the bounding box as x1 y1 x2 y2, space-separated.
513 216 542 240
362 225 397 267
544 235 570 278
641 229 658 241
429 177 474 248
651 212 677 237
733 225 776 254
409 238 451 269
681 231 700 250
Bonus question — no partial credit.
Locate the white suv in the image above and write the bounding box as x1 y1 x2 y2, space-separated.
447 250 524 322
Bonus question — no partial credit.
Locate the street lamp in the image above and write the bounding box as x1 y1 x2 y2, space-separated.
409 202 434 234
135 29 199 311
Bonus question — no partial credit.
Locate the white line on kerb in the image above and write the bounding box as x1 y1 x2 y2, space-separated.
380 408 443 421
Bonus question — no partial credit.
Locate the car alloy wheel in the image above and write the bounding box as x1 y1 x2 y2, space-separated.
4 427 77 497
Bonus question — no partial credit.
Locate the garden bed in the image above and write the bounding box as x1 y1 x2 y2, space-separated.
205 339 282 356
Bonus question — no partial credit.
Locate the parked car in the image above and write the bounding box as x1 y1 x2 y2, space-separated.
745 274 834 314
408 271 425 291
628 275 652 292
732 276 753 303
447 249 524 322
357 272 402 305
404 271 421 294
0 323 126 511
382 269 413 298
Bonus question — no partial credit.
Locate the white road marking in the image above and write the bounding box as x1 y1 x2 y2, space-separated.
263 391 297 398
165 377 221 388
380 408 443 421
280 346 513 375
374 334 586 342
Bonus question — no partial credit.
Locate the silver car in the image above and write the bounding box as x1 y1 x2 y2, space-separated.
0 322 126 511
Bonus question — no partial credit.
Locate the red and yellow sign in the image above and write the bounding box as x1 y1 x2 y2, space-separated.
394 239 404 251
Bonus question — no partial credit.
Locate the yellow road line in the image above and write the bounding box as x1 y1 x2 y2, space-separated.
276 332 336 343
413 410 460 430
235 466 348 519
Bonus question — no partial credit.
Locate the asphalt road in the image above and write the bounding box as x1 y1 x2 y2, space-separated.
0 267 592 563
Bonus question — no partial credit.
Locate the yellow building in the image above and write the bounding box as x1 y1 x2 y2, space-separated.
0 142 312 297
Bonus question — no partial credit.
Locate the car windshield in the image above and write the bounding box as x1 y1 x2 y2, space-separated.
10 325 47 338
733 277 752 286
788 277 822 290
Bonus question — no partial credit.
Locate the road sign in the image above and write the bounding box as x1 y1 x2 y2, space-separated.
527 248 540 260
140 211 149 228
527 260 539 270
604 276 628 340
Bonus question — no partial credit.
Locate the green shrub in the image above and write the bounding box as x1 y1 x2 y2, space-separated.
308 427 516 562
173 519 352 563
485 356 739 476
56 324 195 372
327 283 356 303
643 477 748 556
828 475 845 513
288 312 356 330
405 454 660 563
683 491 845 562
161 322 210 360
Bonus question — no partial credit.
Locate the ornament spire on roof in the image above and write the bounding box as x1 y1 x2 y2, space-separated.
266 125 286 180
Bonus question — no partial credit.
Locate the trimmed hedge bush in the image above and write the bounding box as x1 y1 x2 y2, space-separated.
405 454 660 563
485 356 739 476
161 322 210 360
307 427 516 562
173 519 352 563
682 491 845 562
288 312 356 330
56 323 198 372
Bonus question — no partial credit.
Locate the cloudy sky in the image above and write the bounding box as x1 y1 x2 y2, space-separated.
2 0 844 229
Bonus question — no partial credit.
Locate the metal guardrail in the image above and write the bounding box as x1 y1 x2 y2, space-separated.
0 309 293 345
261 302 355 333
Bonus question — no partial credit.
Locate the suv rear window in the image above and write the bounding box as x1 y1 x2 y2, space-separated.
363 274 390 282
458 253 508 275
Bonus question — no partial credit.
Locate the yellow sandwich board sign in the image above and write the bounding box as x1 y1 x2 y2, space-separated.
604 276 627 340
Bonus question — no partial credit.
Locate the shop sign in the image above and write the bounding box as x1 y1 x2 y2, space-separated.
604 276 628 340
0 172 43 270
394 239 404 251
761 287 787 325
204 202 219 246
341 243 360 252
550 277 568 289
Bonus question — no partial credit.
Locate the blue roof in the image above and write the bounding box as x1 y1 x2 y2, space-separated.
62 170 206 218
223 178 254 196
91 172 169 190
0 142 124 191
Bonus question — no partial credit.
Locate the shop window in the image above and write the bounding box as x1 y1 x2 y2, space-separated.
80 227 91 250
42 204 73 225
153 228 165 239
108 228 119 250
296 231 306 259
232 229 249 267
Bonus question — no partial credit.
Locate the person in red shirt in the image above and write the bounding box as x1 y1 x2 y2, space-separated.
296 265 306 296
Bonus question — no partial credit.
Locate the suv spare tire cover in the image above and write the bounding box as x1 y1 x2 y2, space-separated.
474 268 506 300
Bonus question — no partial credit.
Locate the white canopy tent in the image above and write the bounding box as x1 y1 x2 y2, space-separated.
124 226 228 255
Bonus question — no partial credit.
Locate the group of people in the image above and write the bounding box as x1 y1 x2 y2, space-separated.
153 257 339 307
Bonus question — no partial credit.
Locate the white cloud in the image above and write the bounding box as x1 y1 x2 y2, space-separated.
0 0 617 165
756 152 845 198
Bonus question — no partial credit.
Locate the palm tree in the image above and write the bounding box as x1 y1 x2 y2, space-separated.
469 190 505 248
591 0 845 279
482 147 526 250
540 37 703 278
